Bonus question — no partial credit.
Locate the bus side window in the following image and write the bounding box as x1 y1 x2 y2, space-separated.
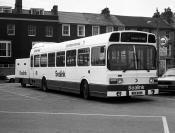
48 53 55 67
78 48 90 66
40 54 47 67
30 55 33 67
56 51 65 67
91 46 106 66
34 55 40 67
66 50 76 66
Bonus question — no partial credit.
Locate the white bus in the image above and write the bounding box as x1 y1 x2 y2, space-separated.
15 31 158 99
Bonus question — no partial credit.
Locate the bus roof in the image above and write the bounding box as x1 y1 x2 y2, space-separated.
30 31 156 55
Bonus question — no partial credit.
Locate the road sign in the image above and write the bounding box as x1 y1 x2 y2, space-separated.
160 36 168 47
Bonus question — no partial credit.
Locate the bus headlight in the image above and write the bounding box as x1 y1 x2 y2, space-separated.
149 77 157 84
109 78 123 84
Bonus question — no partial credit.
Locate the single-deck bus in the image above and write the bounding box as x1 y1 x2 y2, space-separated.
15 31 158 99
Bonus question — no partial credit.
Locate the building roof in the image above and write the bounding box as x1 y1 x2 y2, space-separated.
0 7 173 29
58 11 124 26
116 15 173 29
58 11 88 24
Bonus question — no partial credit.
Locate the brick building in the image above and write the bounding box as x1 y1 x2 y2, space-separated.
0 0 174 77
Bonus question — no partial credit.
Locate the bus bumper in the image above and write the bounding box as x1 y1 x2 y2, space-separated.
89 84 158 97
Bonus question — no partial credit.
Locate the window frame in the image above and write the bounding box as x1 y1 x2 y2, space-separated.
78 48 90 66
91 46 106 66
66 50 76 66
0 41 11 57
28 25 36 36
40 54 48 67
92 26 100 36
62 24 70 36
77 25 85 37
34 55 40 67
56 51 65 67
48 52 56 67
7 24 15 36
106 26 114 33
45 26 53 37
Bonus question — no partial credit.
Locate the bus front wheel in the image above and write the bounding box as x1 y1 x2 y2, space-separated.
81 80 90 99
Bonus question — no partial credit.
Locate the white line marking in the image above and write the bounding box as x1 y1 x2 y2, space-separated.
0 111 170 133
0 111 163 118
162 116 170 133
0 89 40 100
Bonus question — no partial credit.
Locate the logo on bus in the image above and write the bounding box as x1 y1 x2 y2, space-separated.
55 70 65 77
128 85 144 91
19 71 27 75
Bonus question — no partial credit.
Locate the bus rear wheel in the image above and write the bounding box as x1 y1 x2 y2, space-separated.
20 79 26 87
41 77 48 92
81 80 90 99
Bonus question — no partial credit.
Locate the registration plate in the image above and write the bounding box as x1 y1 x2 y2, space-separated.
129 90 145 96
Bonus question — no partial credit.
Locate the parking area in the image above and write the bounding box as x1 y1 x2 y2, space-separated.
0 82 173 133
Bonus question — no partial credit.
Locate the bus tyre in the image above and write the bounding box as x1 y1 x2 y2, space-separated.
82 81 90 99
21 80 26 87
41 78 48 92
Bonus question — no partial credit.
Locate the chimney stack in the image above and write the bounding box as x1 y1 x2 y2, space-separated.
15 0 22 13
51 5 58 16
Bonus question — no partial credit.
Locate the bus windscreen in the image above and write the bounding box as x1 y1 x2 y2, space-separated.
107 44 156 71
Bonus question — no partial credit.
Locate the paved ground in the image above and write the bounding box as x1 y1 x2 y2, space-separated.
0 82 174 133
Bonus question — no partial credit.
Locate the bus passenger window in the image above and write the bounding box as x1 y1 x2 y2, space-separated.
30 55 33 67
91 46 106 66
66 50 76 66
78 48 90 66
56 51 65 67
34 55 40 67
40 54 47 67
48 53 55 67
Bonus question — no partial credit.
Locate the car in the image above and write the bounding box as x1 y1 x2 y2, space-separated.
5 75 15 83
158 68 175 92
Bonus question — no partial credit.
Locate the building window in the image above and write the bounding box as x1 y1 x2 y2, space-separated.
92 26 100 36
118 27 125 31
0 41 11 57
77 25 85 37
0 6 12 13
106 26 114 33
7 24 15 36
28 25 36 36
62 24 70 36
45 26 53 37
30 8 44 15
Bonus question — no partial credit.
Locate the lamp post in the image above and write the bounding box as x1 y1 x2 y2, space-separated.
147 9 161 76
155 19 160 77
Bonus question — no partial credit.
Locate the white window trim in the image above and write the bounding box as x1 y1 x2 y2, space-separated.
92 26 100 36
106 26 114 33
62 24 70 36
0 41 11 57
77 25 85 37
7 24 15 36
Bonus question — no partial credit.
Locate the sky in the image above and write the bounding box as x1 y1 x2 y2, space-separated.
0 0 175 17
